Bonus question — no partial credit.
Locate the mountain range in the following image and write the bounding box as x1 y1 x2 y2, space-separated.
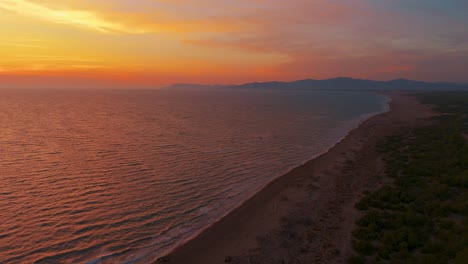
168 77 468 91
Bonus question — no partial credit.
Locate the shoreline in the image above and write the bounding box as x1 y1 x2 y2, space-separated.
155 92 435 264
148 92 392 261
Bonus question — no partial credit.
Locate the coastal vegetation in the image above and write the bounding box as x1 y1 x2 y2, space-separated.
349 92 468 264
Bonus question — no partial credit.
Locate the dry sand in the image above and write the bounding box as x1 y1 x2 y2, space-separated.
155 92 435 264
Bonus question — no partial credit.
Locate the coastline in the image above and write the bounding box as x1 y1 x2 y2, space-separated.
155 92 435 264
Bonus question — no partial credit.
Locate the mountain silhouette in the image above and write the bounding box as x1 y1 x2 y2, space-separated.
168 77 468 91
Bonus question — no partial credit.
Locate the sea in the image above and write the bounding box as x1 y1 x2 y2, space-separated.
0 88 389 263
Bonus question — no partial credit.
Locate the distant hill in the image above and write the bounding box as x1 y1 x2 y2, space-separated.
167 78 468 91
232 77 468 91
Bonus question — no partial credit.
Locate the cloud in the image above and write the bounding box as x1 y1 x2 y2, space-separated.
0 0 147 33
0 0 467 83
0 0 254 34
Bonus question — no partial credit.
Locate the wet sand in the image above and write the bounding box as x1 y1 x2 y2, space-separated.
156 92 435 264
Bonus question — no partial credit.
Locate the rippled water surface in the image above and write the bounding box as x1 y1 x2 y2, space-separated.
0 89 388 263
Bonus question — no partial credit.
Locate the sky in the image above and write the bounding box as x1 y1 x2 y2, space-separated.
0 0 467 87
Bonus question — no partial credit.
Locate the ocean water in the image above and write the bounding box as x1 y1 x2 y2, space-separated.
0 89 389 263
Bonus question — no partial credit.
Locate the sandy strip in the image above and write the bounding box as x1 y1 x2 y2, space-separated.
155 92 435 264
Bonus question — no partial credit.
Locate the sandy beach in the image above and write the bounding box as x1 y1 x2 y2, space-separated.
156 92 435 264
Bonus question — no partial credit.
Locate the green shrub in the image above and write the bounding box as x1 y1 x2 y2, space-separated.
407 231 423 249
353 227 378 241
421 241 444 254
377 247 390 259
352 240 376 256
350 93 468 263
453 248 468 264
348 255 365 264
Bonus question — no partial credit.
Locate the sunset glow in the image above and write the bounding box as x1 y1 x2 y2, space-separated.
1 0 467 87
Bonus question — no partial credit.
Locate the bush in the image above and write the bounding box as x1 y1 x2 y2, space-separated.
407 231 423 249
348 255 365 264
350 93 468 263
377 247 390 259
353 227 378 240
453 248 468 264
352 240 376 256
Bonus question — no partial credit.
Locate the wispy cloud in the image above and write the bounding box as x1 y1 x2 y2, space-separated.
0 0 146 33
0 43 44 48
0 0 467 83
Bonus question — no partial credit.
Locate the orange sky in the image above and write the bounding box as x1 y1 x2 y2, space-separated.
1 0 467 87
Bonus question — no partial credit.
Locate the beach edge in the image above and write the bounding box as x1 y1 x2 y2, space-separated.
155 92 435 264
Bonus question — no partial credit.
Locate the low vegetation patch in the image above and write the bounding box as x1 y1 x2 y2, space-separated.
349 93 468 264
